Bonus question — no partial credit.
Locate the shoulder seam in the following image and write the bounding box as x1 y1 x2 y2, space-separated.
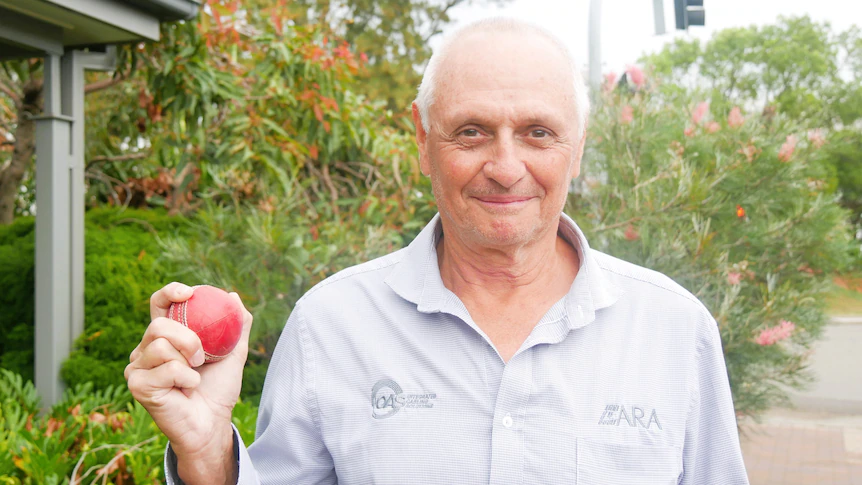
591 250 705 310
300 249 405 302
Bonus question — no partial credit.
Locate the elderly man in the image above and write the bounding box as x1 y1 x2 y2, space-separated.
125 18 749 485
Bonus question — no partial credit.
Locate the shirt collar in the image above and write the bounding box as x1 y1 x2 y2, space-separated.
384 212 623 329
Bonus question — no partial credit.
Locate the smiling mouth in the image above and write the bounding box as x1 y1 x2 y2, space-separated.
472 196 534 209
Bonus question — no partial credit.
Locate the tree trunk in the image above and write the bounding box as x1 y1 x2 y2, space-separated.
0 80 41 224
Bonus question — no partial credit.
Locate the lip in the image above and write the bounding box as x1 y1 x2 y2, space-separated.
472 196 534 210
473 196 533 204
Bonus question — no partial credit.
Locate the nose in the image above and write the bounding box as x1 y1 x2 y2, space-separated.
482 133 526 189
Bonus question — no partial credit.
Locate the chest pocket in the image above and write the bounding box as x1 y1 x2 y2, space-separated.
577 438 682 485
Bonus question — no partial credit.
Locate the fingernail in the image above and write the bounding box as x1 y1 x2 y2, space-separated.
191 349 205 367
178 284 193 296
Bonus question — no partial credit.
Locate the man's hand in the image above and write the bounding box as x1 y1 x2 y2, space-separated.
125 282 253 484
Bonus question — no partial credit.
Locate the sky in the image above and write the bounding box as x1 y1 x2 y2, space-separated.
440 0 862 76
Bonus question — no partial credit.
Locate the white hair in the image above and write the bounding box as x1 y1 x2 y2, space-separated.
415 17 590 138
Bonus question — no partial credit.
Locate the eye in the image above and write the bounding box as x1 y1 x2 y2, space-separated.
460 129 480 137
530 129 550 138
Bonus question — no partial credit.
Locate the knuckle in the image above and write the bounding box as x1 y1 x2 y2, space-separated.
165 359 188 374
148 337 175 358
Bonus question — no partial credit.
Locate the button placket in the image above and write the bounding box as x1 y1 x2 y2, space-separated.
488 350 533 485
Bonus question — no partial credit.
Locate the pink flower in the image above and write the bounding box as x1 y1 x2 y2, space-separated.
624 224 639 241
755 320 796 346
620 105 634 124
692 102 709 125
684 126 695 137
727 272 742 285
728 107 745 128
706 121 720 133
808 129 825 148
603 71 617 92
777 135 798 162
626 65 646 88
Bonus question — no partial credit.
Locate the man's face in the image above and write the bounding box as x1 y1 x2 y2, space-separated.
413 31 585 250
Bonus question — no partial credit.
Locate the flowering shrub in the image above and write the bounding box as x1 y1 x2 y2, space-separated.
0 368 257 484
576 70 855 419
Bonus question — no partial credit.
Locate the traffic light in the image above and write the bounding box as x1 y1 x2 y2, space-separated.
674 0 705 30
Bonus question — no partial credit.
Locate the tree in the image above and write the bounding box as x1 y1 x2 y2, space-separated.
0 0 500 225
280 0 509 113
578 69 855 419
0 59 137 224
641 15 862 233
642 16 862 128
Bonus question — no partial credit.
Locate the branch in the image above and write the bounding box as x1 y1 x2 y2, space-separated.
0 81 21 108
85 152 149 170
84 60 142 95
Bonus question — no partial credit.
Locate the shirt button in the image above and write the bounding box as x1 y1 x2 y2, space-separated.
502 413 513 428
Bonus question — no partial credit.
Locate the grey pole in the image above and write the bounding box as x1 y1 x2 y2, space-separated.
653 0 666 35
62 52 86 343
34 54 75 407
34 48 115 408
588 0 602 94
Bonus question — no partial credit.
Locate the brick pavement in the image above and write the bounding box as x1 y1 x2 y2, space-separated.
740 410 862 485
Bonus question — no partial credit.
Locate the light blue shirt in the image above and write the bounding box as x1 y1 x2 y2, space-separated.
166 213 748 484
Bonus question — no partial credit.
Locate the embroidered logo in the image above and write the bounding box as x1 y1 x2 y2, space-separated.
598 404 662 430
371 378 437 419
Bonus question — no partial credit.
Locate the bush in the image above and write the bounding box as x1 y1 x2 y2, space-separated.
158 199 421 404
577 72 856 419
0 368 257 484
0 207 188 389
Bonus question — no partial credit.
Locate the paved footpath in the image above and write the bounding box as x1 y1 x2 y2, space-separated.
741 317 862 485
741 409 862 485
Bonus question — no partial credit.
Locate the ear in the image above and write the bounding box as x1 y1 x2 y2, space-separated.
570 122 588 180
412 102 431 176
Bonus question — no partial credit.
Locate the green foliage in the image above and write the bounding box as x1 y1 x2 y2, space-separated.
641 16 862 127
284 0 509 112
157 195 435 403
0 207 188 388
0 218 35 377
0 368 259 484
580 75 856 418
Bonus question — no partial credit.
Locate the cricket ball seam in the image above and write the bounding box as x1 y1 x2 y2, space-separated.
171 285 234 362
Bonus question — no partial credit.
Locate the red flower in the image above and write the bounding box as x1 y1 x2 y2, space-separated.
625 65 646 88
727 272 742 285
620 105 634 124
777 135 797 162
692 102 709 125
728 107 745 128
736 205 745 218
624 224 640 241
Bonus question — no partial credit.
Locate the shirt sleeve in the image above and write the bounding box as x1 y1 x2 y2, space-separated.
679 316 749 485
163 303 336 484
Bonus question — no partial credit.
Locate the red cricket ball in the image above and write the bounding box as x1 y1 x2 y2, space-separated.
168 285 244 363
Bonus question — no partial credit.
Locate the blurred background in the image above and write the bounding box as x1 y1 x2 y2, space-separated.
0 0 860 483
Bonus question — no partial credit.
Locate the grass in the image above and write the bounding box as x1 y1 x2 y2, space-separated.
825 272 862 316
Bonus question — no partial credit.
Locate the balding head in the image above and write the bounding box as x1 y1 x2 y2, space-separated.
415 18 590 138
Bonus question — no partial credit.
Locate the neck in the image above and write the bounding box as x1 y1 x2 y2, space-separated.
436 220 580 300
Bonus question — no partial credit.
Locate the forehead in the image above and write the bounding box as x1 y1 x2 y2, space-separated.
433 31 576 127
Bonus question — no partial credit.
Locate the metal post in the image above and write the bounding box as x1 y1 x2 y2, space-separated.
588 0 602 94
34 54 74 407
62 52 86 343
34 48 115 409
653 0 666 35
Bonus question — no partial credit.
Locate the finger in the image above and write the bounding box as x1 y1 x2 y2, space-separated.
127 360 201 397
229 292 254 340
139 317 205 368
150 282 195 320
134 336 192 371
